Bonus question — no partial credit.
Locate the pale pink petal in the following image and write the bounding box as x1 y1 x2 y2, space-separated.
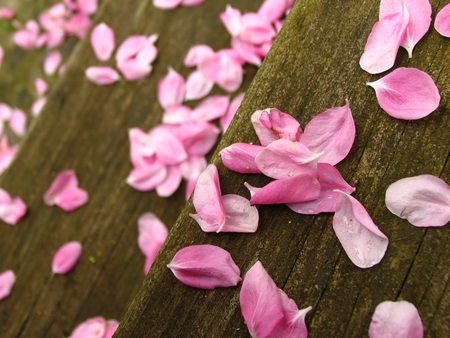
54 186 89 212
221 92 244 132
184 70 214 101
0 195 27 225
369 301 423 338
255 139 322 179
126 164 167 191
385 174 450 227
13 20 39 50
129 128 155 166
219 5 242 37
246 174 321 205
85 66 120 85
198 51 243 92
162 105 193 124
184 45 215 67
180 0 206 6
9 108 27 137
220 142 264 174
231 37 262 66
52 241 82 274
103 320 119 338
77 0 98 15
64 13 92 38
117 58 152 81
156 165 183 197
435 3 450 37
240 12 277 44
157 67 186 109
152 126 187 165
239 261 284 338
69 317 105 338
153 0 182 9
178 122 220 156
300 100 355 165
0 137 18 175
168 244 241 289
359 9 409 74
90 23 115 61
367 67 440 120
44 170 79 206
185 172 200 201
0 270 15 302
115 35 147 64
218 194 259 233
191 95 229 122
31 97 47 117
136 34 158 65
287 163 355 215
34 78 48 96
0 103 12 120
258 0 290 23
333 190 389 268
0 8 15 20
180 155 207 180
44 51 62 76
137 212 168 274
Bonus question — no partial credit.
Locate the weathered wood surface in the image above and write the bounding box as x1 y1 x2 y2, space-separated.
0 0 259 337
114 0 450 337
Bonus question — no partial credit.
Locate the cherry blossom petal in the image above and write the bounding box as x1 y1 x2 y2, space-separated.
240 12 277 44
156 165 183 197
31 97 47 117
152 126 187 165
129 127 155 165
258 0 290 23
218 194 259 233
8 108 26 137
333 190 389 268
360 9 409 74
126 163 167 191
435 3 450 37
246 174 321 205
0 8 14 20
115 35 147 63
69 316 105 338
240 261 284 338
117 59 152 81
178 122 220 156
54 186 89 212
157 67 186 109
0 194 27 225
162 105 193 124
167 244 241 290
85 66 120 85
35 78 48 96
0 137 18 175
300 100 355 165
13 20 39 50
184 45 215 67
198 51 243 92
184 70 214 101
90 22 115 61
367 67 440 120
221 92 245 133
64 13 92 38
137 212 168 274
0 103 12 120
44 51 62 76
369 301 423 338
136 34 158 65
192 95 229 122
103 320 119 338
220 5 242 37
231 37 262 66
78 0 98 15
220 142 264 174
43 170 79 205
52 241 82 274
0 270 15 302
153 0 182 9
385 174 450 227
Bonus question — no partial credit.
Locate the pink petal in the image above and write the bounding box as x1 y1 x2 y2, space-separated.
85 66 120 85
255 139 322 179
184 70 214 101
369 301 423 338
0 103 12 120
219 5 242 37
0 194 27 225
218 194 259 233
258 0 290 23
190 164 225 232
13 20 39 50
385 174 450 227
52 241 82 274
128 127 155 166
77 0 98 15
64 13 92 39
435 3 450 37
115 35 147 64
136 34 158 65
367 67 440 120
220 142 264 174
167 244 241 289
333 190 389 268
0 8 15 20
0 270 15 302
239 261 284 338
180 155 207 180
8 108 27 137
287 163 355 215
184 45 215 67
34 78 48 96
220 92 245 132
54 186 89 212
137 212 168 274
240 12 277 44
198 51 243 92
32 97 47 117
117 58 152 81
191 95 229 122
162 105 193 124
300 100 355 165
157 67 186 109
103 320 119 338
246 174 321 205
156 164 183 197
0 45 3 67
90 22 115 61
69 316 105 338
44 170 78 205
180 0 206 6
359 9 409 74
153 0 182 9
231 37 262 66
44 51 62 76
126 163 167 191
152 125 187 165
0 137 18 175
178 122 220 156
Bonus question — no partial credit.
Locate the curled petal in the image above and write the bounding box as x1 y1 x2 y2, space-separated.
167 244 241 289
385 174 450 227
178 122 220 156
90 23 115 61
435 3 450 37
367 67 440 120
85 66 120 85
221 92 245 133
369 301 423 338
333 190 389 268
136 34 158 65
231 37 262 66
191 95 229 122
252 108 301 146
52 241 82 274
220 142 264 174
158 67 186 109
0 270 15 301
69 316 105 338
184 70 214 101
152 126 187 165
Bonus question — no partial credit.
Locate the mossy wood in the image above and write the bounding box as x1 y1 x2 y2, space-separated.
0 0 448 337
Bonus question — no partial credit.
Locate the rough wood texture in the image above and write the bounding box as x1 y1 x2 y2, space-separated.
114 0 450 337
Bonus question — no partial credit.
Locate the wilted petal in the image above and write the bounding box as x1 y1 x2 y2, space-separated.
0 270 15 301
126 163 167 191
117 58 152 81
153 0 182 9
137 212 168 274
192 95 229 122
167 244 241 289
220 142 264 174
85 66 120 85
0 192 27 225
369 301 423 338
221 92 244 132
52 241 82 274
367 67 440 120
157 67 186 109
115 35 147 64
90 22 115 61
435 3 450 37
69 316 105 338
385 174 450 227
220 5 242 37
240 261 284 338
184 70 214 101
300 100 355 165
103 320 119 338
44 51 62 76
9 108 27 137
54 186 89 212
184 45 215 67
333 190 389 268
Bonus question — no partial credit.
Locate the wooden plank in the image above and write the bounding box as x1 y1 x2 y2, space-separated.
114 0 450 337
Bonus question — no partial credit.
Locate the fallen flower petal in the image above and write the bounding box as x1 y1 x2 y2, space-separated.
85 66 120 85
220 92 245 132
126 163 167 191
369 300 423 338
155 164 183 197
117 58 152 81
44 170 89 211
0 270 15 302
0 45 3 67
35 78 48 96
220 5 242 37
44 51 62 76
191 95 229 122
0 137 18 175
220 142 264 174
184 70 214 101
367 67 440 120
0 8 14 20
54 186 89 212
31 97 47 117
115 35 147 64
103 320 119 338
158 67 186 109
167 244 241 290
136 34 158 65
217 194 259 233
180 0 206 6
9 108 26 137
184 45 215 67
385 174 450 227
153 0 182 9
90 22 115 61
435 3 450 37
69 316 105 338
0 190 27 225
333 190 389 268
52 241 82 274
